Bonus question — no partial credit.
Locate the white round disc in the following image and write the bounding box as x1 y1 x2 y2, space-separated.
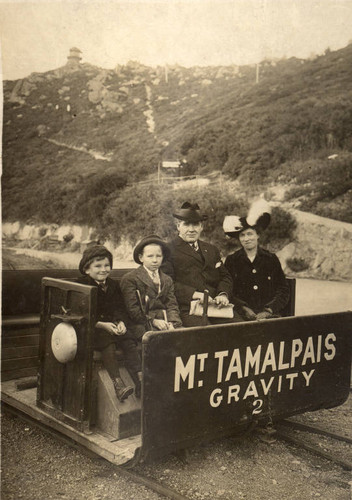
51 322 77 363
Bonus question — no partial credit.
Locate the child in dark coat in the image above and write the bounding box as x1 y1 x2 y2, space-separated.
121 235 182 339
78 245 142 400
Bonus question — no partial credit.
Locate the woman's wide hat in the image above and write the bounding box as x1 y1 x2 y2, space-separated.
173 202 208 222
133 234 170 264
223 199 271 238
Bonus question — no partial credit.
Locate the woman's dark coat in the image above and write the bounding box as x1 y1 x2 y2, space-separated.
224 247 289 315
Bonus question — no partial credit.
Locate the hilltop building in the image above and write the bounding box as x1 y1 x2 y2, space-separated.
67 47 82 67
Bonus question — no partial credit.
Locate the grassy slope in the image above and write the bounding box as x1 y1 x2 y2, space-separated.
2 45 352 229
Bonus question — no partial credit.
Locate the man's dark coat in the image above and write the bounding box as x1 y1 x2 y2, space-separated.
162 236 233 314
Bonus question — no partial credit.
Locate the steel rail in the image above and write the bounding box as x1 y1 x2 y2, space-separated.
2 403 191 500
280 419 352 445
276 428 352 471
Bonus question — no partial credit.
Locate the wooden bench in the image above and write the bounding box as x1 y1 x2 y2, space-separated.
2 269 296 382
1 269 127 381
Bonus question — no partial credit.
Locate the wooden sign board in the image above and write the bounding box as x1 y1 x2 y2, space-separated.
141 312 352 460
37 278 97 432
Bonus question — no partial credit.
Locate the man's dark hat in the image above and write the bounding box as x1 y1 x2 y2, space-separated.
173 202 208 222
223 199 271 238
79 245 113 274
133 234 170 265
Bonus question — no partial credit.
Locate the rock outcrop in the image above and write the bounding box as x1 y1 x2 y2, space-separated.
278 209 352 281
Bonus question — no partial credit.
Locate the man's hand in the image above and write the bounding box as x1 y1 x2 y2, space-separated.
214 294 229 307
242 306 257 321
256 311 272 321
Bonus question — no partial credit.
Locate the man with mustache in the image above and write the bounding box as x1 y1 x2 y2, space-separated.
162 202 237 327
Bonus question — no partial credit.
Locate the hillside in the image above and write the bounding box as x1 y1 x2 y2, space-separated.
2 45 352 232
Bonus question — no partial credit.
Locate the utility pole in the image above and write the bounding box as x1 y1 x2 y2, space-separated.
256 63 259 84
158 161 161 184
165 64 168 84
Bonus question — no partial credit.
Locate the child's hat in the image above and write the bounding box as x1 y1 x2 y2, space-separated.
133 235 170 264
223 199 271 238
173 202 208 222
79 245 113 274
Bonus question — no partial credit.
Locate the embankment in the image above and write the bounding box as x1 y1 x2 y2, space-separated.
278 209 352 281
3 210 352 281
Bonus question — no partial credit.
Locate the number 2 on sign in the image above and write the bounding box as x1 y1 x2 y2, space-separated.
252 399 263 414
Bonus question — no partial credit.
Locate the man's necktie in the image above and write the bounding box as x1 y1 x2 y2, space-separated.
191 242 199 252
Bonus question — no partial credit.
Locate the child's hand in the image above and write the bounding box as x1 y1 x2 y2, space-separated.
97 322 119 334
152 319 169 330
115 321 127 335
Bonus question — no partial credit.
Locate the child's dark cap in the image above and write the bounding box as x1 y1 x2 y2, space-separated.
79 245 113 275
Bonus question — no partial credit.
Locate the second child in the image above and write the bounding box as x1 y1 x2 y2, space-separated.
121 235 182 338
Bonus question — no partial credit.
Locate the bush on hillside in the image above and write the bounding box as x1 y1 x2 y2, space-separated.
260 207 297 251
100 182 296 256
282 153 352 222
3 46 352 229
287 257 309 272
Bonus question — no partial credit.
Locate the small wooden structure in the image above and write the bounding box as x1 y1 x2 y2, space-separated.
37 277 141 438
2 273 142 465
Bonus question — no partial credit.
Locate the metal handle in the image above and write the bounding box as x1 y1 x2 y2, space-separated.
202 289 209 325
136 290 153 331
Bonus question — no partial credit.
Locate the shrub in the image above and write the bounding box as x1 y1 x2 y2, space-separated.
101 181 245 248
63 232 74 243
286 257 309 272
261 207 297 250
101 181 295 257
101 137 119 151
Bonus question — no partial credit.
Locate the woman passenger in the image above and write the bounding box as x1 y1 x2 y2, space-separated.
223 200 289 321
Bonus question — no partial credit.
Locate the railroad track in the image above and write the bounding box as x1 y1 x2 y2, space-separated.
276 419 352 471
2 402 190 500
3 401 351 499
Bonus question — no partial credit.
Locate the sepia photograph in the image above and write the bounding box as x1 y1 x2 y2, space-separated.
1 1 352 499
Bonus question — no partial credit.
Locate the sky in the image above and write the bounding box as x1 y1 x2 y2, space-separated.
1 0 352 80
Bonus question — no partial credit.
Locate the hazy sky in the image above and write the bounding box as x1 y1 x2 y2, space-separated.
1 0 352 80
